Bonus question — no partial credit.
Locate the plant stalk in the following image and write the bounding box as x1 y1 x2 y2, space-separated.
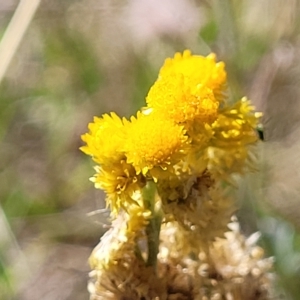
142 180 162 268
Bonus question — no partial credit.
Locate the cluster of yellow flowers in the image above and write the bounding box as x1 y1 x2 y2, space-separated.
81 50 271 299
81 50 259 213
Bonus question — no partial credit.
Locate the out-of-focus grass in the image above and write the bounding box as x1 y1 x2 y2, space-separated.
1 0 300 299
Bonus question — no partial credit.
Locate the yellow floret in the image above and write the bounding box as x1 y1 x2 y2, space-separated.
160 50 227 101
91 160 146 214
80 112 126 165
124 111 190 181
147 76 218 125
205 97 260 177
146 50 227 126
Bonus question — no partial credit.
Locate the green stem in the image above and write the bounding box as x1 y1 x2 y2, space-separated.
142 181 162 268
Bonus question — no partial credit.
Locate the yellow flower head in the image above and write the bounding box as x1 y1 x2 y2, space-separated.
80 112 126 165
146 50 227 125
160 50 227 101
124 111 190 181
91 160 146 214
81 112 147 214
205 97 260 177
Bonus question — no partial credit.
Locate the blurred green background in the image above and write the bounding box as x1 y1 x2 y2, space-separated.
1 0 300 299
